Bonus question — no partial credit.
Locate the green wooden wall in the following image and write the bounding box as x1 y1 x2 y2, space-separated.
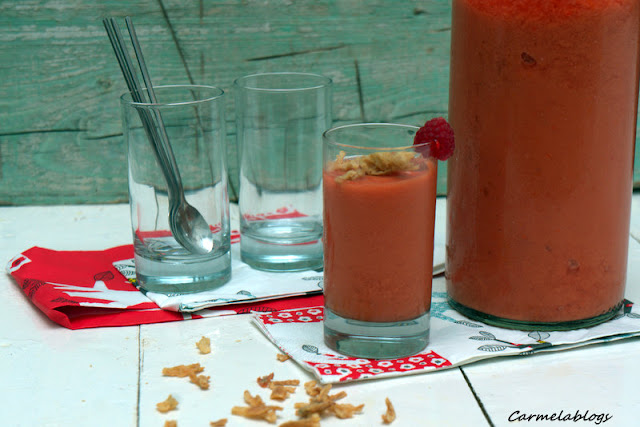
1 0 639 205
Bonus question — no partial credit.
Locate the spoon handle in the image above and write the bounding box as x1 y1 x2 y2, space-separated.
104 18 177 193
125 17 185 203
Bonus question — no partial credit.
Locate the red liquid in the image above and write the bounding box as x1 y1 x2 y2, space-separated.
447 0 640 324
323 162 438 323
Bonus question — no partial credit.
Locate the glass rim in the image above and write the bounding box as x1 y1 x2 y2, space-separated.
233 72 332 92
120 84 225 107
323 122 431 151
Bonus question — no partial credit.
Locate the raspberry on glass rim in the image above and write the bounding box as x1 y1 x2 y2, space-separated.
413 117 455 160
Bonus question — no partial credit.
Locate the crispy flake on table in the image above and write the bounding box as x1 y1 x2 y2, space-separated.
279 413 321 427
196 336 211 354
257 372 274 388
256 373 300 400
230 390 283 423
269 384 297 401
303 380 319 396
293 381 364 420
382 397 396 424
272 379 300 386
162 363 204 377
163 363 210 389
277 353 291 362
189 373 210 390
331 402 366 419
156 394 178 413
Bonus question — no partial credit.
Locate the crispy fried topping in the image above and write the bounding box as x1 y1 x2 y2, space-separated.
257 372 275 388
162 363 204 378
329 150 420 182
279 413 321 427
382 397 396 424
293 380 364 421
156 394 178 413
276 353 291 362
231 390 283 424
269 384 297 401
196 336 211 354
189 373 210 390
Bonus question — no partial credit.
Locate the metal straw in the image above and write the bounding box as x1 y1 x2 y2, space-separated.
103 17 175 186
123 17 182 185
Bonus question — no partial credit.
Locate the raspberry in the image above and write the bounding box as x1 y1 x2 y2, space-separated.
413 117 455 160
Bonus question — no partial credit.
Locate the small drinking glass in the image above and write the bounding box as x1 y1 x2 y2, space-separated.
234 72 332 272
121 84 231 295
322 123 438 359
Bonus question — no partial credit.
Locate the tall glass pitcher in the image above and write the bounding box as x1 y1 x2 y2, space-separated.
446 0 640 330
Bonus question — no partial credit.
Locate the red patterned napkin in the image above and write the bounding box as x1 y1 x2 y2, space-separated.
6 245 321 330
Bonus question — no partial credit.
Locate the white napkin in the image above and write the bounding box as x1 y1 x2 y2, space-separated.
113 242 324 312
253 278 640 384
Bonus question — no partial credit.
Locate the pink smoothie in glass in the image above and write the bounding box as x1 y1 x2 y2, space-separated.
323 160 438 323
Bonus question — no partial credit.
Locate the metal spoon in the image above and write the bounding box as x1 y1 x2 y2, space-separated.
105 17 214 254
148 107 214 255
124 18 214 255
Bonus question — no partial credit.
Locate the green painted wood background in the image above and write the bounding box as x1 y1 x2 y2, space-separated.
1 0 639 205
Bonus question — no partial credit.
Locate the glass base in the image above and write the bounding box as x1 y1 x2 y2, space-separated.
447 297 623 331
135 251 231 296
240 238 323 273
323 307 430 359
240 218 323 272
241 251 323 272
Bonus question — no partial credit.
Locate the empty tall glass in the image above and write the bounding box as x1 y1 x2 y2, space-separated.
234 72 332 272
122 85 231 295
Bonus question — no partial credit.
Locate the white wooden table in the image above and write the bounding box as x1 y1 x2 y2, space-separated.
2 195 640 427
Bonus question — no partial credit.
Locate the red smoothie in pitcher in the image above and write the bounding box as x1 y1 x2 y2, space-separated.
323 156 437 323
447 0 640 326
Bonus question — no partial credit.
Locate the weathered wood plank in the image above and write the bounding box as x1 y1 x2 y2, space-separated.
0 0 184 204
0 0 452 204
0 0 638 205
